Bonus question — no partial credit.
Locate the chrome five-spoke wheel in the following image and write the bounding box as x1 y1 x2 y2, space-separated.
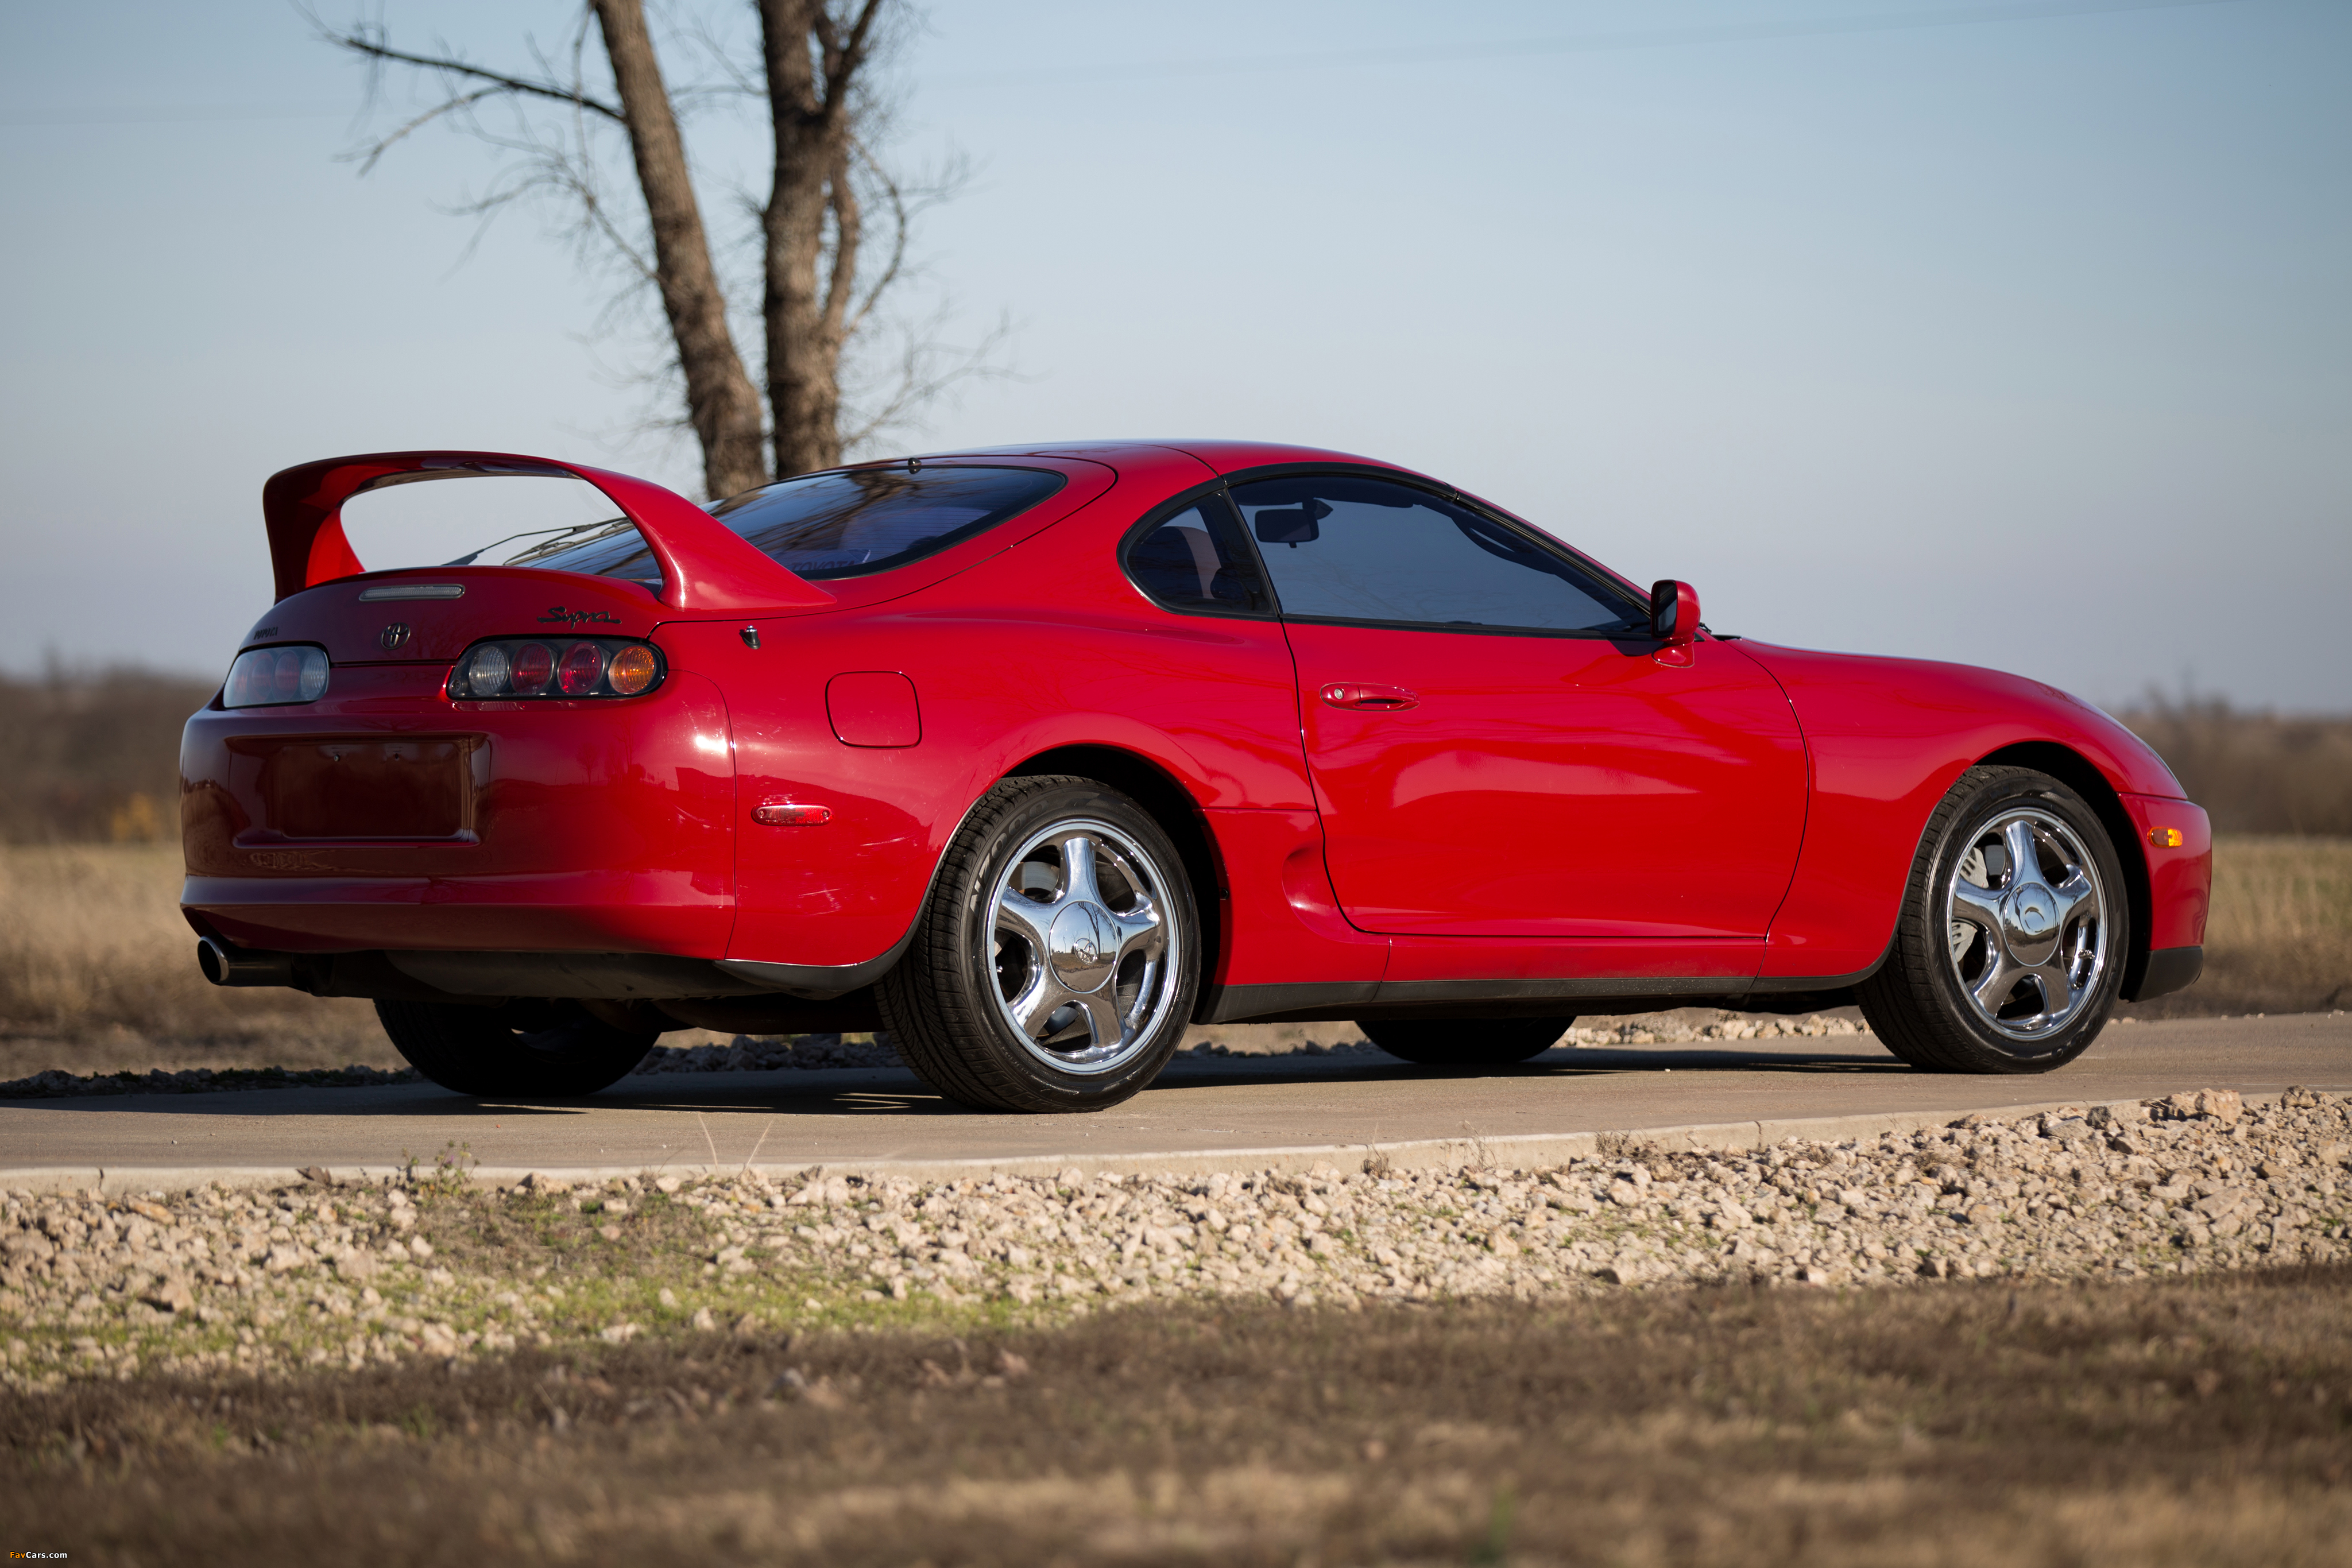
1943 807 2110 1040
987 819 1181 1075
880 775 1200 1112
1859 764 2128 1074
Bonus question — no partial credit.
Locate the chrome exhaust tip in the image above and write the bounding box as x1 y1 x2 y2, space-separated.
196 936 296 988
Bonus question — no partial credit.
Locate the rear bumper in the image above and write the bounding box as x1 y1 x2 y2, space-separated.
182 874 733 957
179 668 737 958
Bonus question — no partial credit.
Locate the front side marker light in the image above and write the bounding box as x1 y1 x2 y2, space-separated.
2148 826 2183 848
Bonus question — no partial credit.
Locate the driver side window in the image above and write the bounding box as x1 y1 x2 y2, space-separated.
1228 475 1640 634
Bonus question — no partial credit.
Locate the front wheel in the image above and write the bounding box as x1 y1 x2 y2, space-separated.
376 999 659 1098
1858 764 2127 1074
1359 1017 1575 1067
879 776 1200 1113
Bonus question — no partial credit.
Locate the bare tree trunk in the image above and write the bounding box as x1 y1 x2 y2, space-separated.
761 0 880 478
591 0 768 498
330 2 989 489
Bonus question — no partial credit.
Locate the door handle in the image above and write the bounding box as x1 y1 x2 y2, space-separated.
1319 683 1419 711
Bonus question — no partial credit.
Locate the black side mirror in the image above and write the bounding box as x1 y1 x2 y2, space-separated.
1253 499 1329 547
1650 579 1699 646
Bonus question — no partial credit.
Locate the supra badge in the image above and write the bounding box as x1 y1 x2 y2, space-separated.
379 624 412 651
539 606 623 628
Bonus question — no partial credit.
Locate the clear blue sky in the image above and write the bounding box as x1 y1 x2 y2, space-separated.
2 0 2346 712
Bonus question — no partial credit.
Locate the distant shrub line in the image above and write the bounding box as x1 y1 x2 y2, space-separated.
2 668 2345 842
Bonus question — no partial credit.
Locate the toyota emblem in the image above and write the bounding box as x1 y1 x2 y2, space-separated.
379 623 412 651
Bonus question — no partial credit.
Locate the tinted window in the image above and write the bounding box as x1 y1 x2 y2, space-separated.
1229 475 1641 633
493 465 1067 583
1123 494 1272 614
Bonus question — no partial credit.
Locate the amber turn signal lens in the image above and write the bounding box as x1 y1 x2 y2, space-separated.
2148 826 2183 848
606 644 658 696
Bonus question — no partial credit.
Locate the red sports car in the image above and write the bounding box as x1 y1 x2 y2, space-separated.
182 442 2210 1110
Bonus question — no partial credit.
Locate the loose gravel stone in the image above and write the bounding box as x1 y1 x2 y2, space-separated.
0 1063 420 1099
3 1085 2343 1391
2 1013 1879 1098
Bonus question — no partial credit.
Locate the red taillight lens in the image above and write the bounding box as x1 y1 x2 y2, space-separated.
447 637 665 701
223 646 330 708
509 642 555 696
558 641 604 695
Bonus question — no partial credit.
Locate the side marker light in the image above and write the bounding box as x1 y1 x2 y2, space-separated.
2148 827 2183 848
752 799 832 826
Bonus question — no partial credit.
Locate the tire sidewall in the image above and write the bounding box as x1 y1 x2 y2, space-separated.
1916 772 2127 1066
1360 1017 1573 1066
941 783 1198 1108
377 1000 655 1098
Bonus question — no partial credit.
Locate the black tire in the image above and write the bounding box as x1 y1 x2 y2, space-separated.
1359 1017 1575 1067
1858 765 2127 1074
878 776 1200 1113
376 998 658 1098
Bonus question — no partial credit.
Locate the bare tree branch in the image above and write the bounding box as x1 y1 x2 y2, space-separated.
841 306 1019 455
319 21 626 122
318 1 1011 489
341 86 505 175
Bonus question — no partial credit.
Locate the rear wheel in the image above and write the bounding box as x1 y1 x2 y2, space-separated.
1359 1017 1575 1066
376 999 658 1098
1858 765 2126 1074
879 776 1198 1113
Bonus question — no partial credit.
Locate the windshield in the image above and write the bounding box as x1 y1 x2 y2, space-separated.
475 465 1068 585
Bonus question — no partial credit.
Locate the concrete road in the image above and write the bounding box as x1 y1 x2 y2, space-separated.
4 1012 2347 1193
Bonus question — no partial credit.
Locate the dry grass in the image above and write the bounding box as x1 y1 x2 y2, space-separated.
0 843 390 1076
5 1271 2349 1566
2132 835 2352 1018
0 665 214 846
2 833 2345 1078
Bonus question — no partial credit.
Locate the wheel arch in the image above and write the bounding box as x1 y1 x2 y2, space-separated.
1976 740 2153 1001
1004 743 1227 1020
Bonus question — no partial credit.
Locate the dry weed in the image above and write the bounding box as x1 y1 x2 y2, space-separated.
2 828 2346 1078
2133 834 2352 1016
5 1272 2349 1566
0 843 384 1072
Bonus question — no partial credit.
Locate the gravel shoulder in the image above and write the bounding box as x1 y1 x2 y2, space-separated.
0 1011 1871 1098
3 1083 2345 1392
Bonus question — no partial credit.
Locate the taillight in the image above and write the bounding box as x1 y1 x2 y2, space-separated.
223 645 330 708
448 637 666 700
558 640 603 695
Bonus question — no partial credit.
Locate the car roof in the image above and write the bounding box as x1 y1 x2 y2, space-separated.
896 439 1421 479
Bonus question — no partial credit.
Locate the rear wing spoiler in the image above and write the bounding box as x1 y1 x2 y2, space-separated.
261 450 834 611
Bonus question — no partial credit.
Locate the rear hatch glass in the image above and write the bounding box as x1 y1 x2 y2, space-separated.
483 465 1067 586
